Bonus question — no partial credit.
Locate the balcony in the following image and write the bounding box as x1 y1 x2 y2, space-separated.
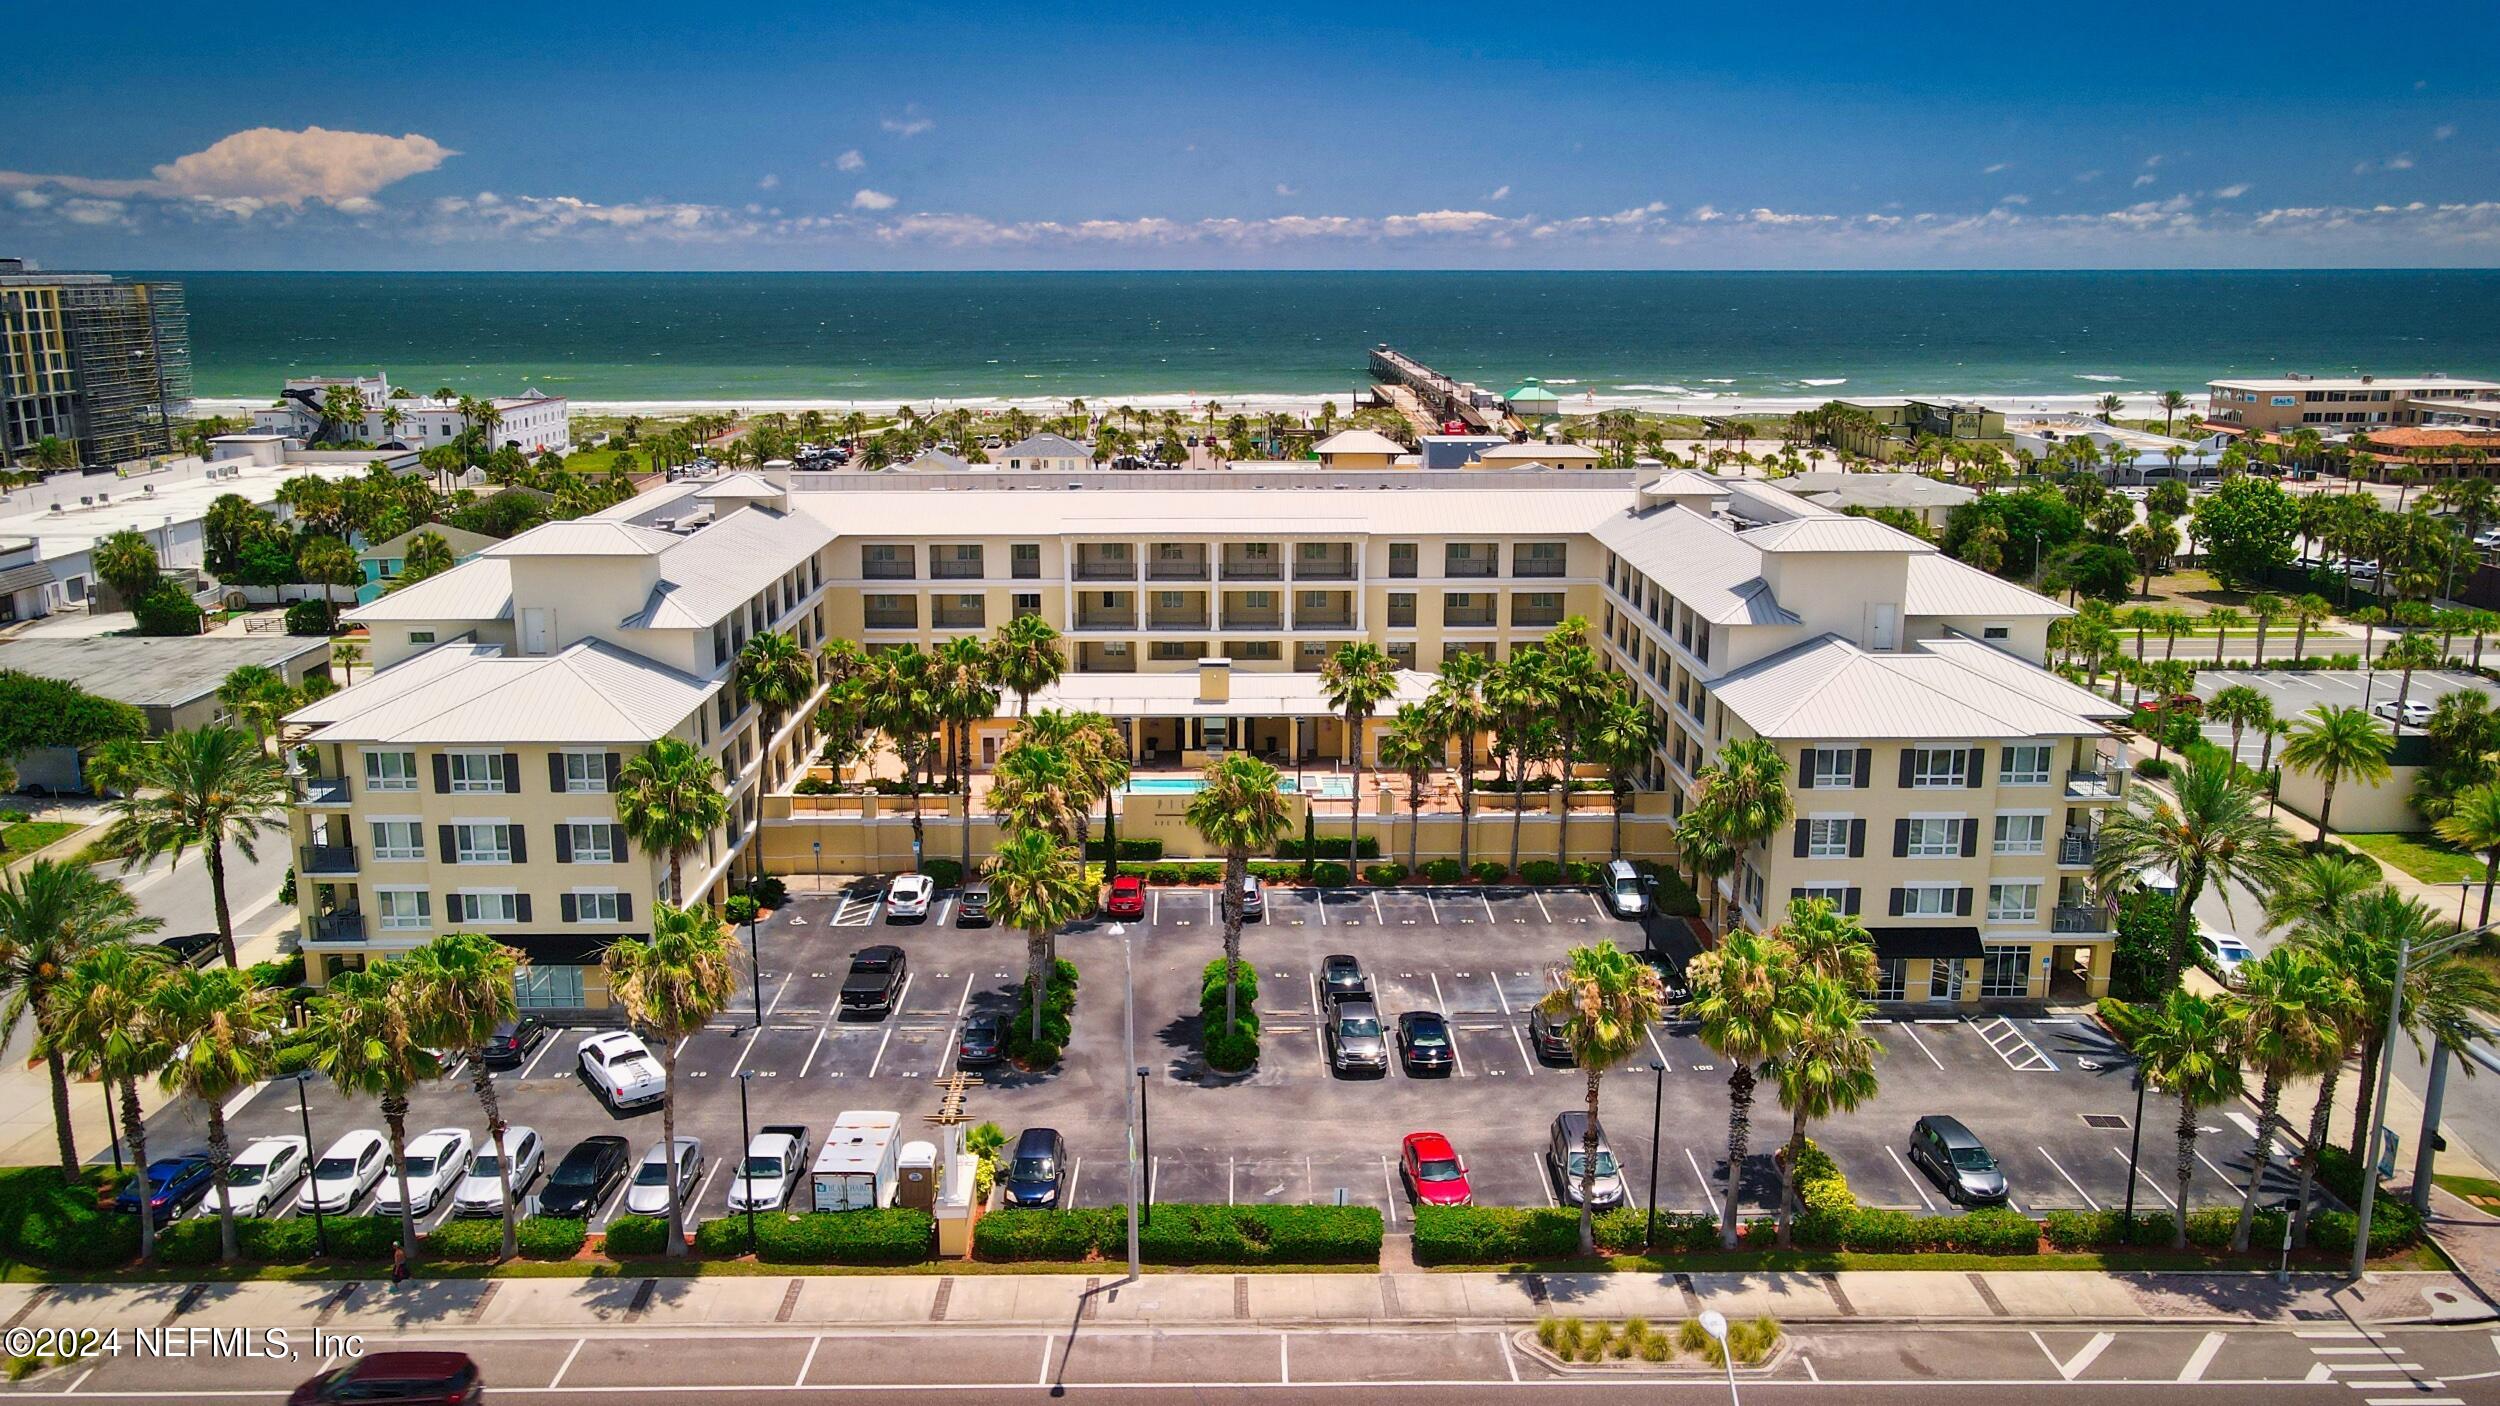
1074 560 1138 582
2058 832 2099 867
1011 558 1042 580
862 608 919 630
1222 610 1282 630
297 774 351 805
1147 609 1209 631
1293 556 1357 582
1147 551 1209 581
1512 558 1569 579
1445 549 1498 578
299 843 357 876
2051 904 2109 935
1444 606 1497 628
1387 607 1417 629
310 911 367 943
930 556 985 580
1512 605 1567 629
2067 768 2128 800
1295 610 1353 629
1221 553 1283 581
861 558 916 581
932 602 987 629
1075 611 1137 632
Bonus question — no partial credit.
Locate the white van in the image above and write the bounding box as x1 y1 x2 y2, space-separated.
1603 860 1647 919
810 1110 902 1213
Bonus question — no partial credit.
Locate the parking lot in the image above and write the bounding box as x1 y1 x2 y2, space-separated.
174 880 2319 1235
2194 667 2494 765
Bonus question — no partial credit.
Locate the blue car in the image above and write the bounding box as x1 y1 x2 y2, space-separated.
116 1154 214 1224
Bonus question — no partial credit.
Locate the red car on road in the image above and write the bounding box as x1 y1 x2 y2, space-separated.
1104 874 1146 920
1400 1132 1474 1207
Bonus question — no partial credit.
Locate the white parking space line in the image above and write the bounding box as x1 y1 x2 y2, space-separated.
517 1035 559 1080
1886 1146 1938 1212
1228 1157 1236 1205
1585 890 1609 920
798 1020 828 1079
1148 1157 1159 1203
1381 1156 1399 1224
1308 973 1321 1016
689 1156 724 1212
1535 1154 1557 1207
2114 1148 2179 1208
2196 1149 2250 1201
728 1023 766 1078
1897 1021 1946 1070
1975 1016 2058 1072
2178 1332 2226 1384
2039 1147 2100 1210
868 1021 898 1079
591 1176 629 1230
1481 893 1497 924
1508 1021 1536 1075
1151 889 1162 925
1682 1147 1717 1207
793 1338 822 1391
1645 1027 1671 1070
1424 891 1439 923
1314 890 1328 926
548 1339 587 1390
1064 1157 1082 1207
1372 892 1385 926
934 898 953 927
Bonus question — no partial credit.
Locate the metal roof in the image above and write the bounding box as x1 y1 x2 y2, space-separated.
0 632 329 711
693 472 785 502
1902 556 2072 620
479 520 679 558
999 434 1093 460
630 506 838 631
1477 440 1601 463
1782 472 1978 511
1710 635 2119 741
1739 516 1935 555
344 557 514 623
797 485 1630 539
1589 504 1798 627
291 639 718 745
356 523 499 565
1312 430 1406 456
1023 666 1433 718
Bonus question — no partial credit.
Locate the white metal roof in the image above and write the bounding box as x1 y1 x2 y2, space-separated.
479 519 679 558
1781 472 1977 510
1642 470 1732 497
1589 505 1798 626
1312 430 1406 456
693 472 784 502
1738 516 1934 555
630 506 838 630
290 639 718 745
999 434 1094 460
1902 555 2073 620
1023 666 1434 718
343 557 515 623
1710 635 2120 741
795 485 1630 539
1477 440 1602 464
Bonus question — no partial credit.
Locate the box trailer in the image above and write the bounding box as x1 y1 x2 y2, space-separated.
809 1110 902 1213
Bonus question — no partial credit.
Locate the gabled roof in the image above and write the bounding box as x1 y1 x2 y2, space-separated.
693 472 784 502
1739 516 1935 554
343 557 514 623
1710 634 2122 741
1312 430 1406 456
479 519 679 558
903 448 979 471
1902 555 2072 620
357 522 499 565
290 639 718 745
628 505 838 631
999 434 1093 460
1589 504 1798 626
1642 469 1733 497
1477 440 1601 463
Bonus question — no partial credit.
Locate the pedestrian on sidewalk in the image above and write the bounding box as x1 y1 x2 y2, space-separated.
391 1243 409 1287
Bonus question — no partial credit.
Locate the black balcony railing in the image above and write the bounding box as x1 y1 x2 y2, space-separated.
861 561 916 580
298 774 351 805
311 911 366 943
1074 562 1138 581
1445 559 1497 578
2059 833 2099 866
1223 614 1282 630
1444 610 1497 627
1512 610 1566 629
1512 561 1568 578
1293 563 1356 581
299 843 357 876
930 559 984 580
1147 560 1209 581
1221 560 1283 580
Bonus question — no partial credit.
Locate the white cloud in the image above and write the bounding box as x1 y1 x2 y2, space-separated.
0 125 452 213
1488 184 1511 202
10 190 49 210
2214 183 2250 199
881 110 935 138
59 198 128 226
1274 182 1298 197
2434 124 2457 142
2133 173 2158 187
2354 153 2417 174
2142 154 2164 168
850 188 897 211
1996 194 2030 206
834 149 867 173
1982 161 2012 175
2074 169 2103 184
757 173 780 190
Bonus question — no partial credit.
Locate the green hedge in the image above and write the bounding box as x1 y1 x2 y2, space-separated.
2042 1208 2179 1249
1363 863 1408 885
975 1207 1121 1262
156 1212 420 1266
425 1218 508 1261
1146 864 1182 884
1275 836 1379 860
1085 838 1163 861
1183 862 1222 884
238 1216 325 1264
323 1215 402 1260
155 1218 226 1266
1309 861 1351 887
0 1167 140 1270
429 1216 590 1263
601 1214 674 1257
1422 859 1465 884
919 858 964 888
695 1210 934 1264
1008 957 1081 1066
518 1216 587 1260
1135 1204 1381 1264
1470 861 1510 883
1519 860 1564 885
1410 1205 1721 1263
2306 1145 2424 1255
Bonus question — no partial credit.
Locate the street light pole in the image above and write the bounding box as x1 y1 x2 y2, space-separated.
1645 1061 1665 1251
2412 1039 2452 1216
2354 930 2413 1278
2121 1064 2149 1240
1116 922 1139 1282
747 904 764 1035
737 1070 757 1251
1699 1308 1739 1406
1136 1065 1152 1228
293 1070 327 1258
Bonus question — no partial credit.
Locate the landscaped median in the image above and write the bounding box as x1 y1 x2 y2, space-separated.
974 1204 1383 1266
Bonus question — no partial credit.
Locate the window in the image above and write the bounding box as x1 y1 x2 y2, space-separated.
562 752 611 793
1150 641 1198 660
1231 640 1280 661
1741 862 1765 916
455 891 520 925
1389 543 1418 578
1870 958 1908 1002
1905 817 1963 858
1794 881 1852 909
369 820 423 862
364 750 419 792
1012 593 1042 619
1999 744 2053 786
1244 591 1273 609
1805 818 1853 859
1386 641 1417 669
454 823 513 864
376 888 430 932
1908 747 1969 788
1980 945 2035 999
1994 813 2047 856
572 890 623 923
1981 626 2010 641
514 966 584 1010
408 630 435 645
1805 746 1860 789
447 752 507 794
1900 884 1959 917
565 822 616 863
1987 882 2041 924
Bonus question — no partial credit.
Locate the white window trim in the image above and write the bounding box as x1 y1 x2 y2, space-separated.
566 819 620 863
561 751 610 794
455 889 522 925
362 750 420 792
1905 813 1965 859
1908 746 1970 789
453 821 514 865
368 816 425 863
1794 880 1852 904
374 886 432 931
1806 746 1858 789
447 751 507 794
1993 810 2051 856
570 887 624 923
1999 742 2055 787
1804 814 1853 859
1900 883 1960 918
1986 879 2045 925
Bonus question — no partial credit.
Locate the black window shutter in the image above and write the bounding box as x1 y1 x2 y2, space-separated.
1888 887 1905 917
503 753 522 793
1959 821 1978 858
1892 819 1911 858
510 826 527 865
1956 887 1974 917
445 893 463 924
612 826 630 861
1796 750 1814 789
1897 750 1915 788
1854 748 1871 788
1848 818 1867 858
438 825 456 864
618 893 633 924
1844 887 1862 916
515 894 533 923
605 753 621 790
555 825 572 863
1792 820 1810 858
1966 748 1986 787
432 754 451 793
548 754 566 793
561 894 578 923
1789 887 1805 904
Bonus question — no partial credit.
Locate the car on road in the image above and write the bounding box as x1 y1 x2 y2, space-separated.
479 1017 549 1069
451 1126 544 1217
538 1136 630 1218
1001 1128 1068 1209
1399 1132 1473 1207
841 945 909 1016
726 1125 813 1212
1602 859 1648 919
1546 1112 1627 1209
1527 1005 1575 1064
1906 1115 2008 1206
1395 1010 1456 1076
374 1128 473 1218
2197 927 2257 986
886 873 936 921
222 1136 309 1218
1325 998 1390 1076
956 1012 1006 1068
288 1350 481 1406
1238 874 1265 920
956 880 992 927
1104 874 1146 920
116 1153 214 1224
1320 954 1370 1003
579 1031 668 1109
301 1129 391 1214
624 1137 704 1217
153 930 222 968
2373 697 2434 728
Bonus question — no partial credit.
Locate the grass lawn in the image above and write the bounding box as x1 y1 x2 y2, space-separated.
1459 1244 2446 1274
2434 1173 2500 1213
559 446 640 475
0 821 81 859
2341 832 2487 886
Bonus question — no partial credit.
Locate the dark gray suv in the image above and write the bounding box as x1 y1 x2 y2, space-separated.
1546 1112 1627 1209
1907 1115 2008 1205
1325 999 1390 1076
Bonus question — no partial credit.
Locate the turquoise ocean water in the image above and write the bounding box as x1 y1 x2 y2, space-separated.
151 269 2500 407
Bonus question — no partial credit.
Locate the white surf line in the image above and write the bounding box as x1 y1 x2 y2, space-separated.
1886 1147 1939 1212
2039 1147 2100 1210
1898 1021 1945 1070
2178 1332 2226 1383
549 1339 587 1390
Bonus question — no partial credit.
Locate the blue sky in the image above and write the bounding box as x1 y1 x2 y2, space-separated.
3 0 2495 269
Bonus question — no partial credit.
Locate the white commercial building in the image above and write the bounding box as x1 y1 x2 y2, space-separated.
253 373 571 455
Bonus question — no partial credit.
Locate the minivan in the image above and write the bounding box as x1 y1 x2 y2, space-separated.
1545 1112 1627 1209
1603 860 1647 919
1907 1115 2008 1206
1002 1128 1068 1209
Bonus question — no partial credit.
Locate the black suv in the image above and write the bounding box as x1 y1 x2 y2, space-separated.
1320 954 1370 1004
841 946 909 1016
479 1017 548 1069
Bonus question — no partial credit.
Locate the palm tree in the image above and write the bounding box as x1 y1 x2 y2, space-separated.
990 738 1078 840
2305 890 2500 1167
296 536 361 630
398 530 456 584
1184 755 1294 1058
1534 942 1667 1256
984 828 1095 1048
2289 595 2334 661
737 629 819 757
92 530 162 610
614 738 729 906
1487 649 1548 877
932 635 1000 873
153 965 285 1262
1698 738 1795 930
1067 715 1130 882
1768 974 1879 1249
402 934 527 1260
2125 988 2244 1249
2246 594 2283 666
1377 706 1443 871
305 960 441 1259
1686 929 1803 1248
1538 627 1613 870
0 861 162 1180
989 615 1065 716
2157 390 2189 435
217 664 292 751
2281 705 2395 841
2439 784 2500 928
2381 633 2442 723
2224 948 2347 1252
1425 652 1498 876
1776 895 1880 991
1319 643 1398 869
2204 606 2244 664
865 647 940 867
1588 694 1660 860
2206 684 2272 766
105 726 288 968
48 944 173 1261
2092 750 2294 987
332 637 366 686
603 903 738 1258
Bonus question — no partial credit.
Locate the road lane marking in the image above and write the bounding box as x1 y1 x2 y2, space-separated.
2031 1330 2114 1381
549 1339 586 1389
795 1336 822 1387
2180 1332 2226 1383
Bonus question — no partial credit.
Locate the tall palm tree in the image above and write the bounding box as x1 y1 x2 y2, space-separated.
984 829 1095 1047
1538 629 1613 870
2206 685 2273 766
1319 642 1398 869
2280 705 2395 841
933 635 1000 873
2204 607 2244 665
1184 755 1293 1053
989 615 1065 716
217 664 292 752
2303 890 2500 1167
153 965 285 1262
990 738 1078 840
1768 974 1879 1249
2437 783 2500 928
1067 714 1130 883
2225 948 2348 1252
1699 738 1795 930
865 647 940 867
2287 595 2334 661
1487 649 1548 877
737 630 819 762
1534 941 1667 1256
1588 694 1660 861
105 726 288 969
1377 705 1444 870
2093 750 2295 986
2244 594 2283 667
614 738 729 906
48 944 173 1261
2124 988 2244 1249
305 960 441 1260
1686 929 1803 1248
2381 634 2443 723
402 933 527 1259
1424 652 1498 875
0 861 162 1180
1776 895 1880 991
603 903 738 1258
332 637 366 686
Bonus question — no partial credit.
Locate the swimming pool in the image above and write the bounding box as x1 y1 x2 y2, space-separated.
1123 774 1356 799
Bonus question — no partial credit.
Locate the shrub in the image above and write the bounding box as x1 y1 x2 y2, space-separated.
1006 958 1080 1067
2040 1208 2175 1249
1084 838 1162 861
759 1209 933 1264
155 1218 225 1266
693 1216 752 1257
1309 861 1351 887
1183 862 1222 884
793 776 835 795
518 1216 586 1260
1422 859 1465 884
246 953 306 990
2307 1146 2425 1254
425 1218 507 1261
1412 1205 1582 1264
1641 865 1702 916
1275 836 1378 860
1563 861 1602 885
976 1207 1119 1261
1363 863 1408 886
919 858 963 888
238 1216 323 1263
2134 757 2173 781
320 1215 401 1261
1136 1205 1381 1265
601 1215 673 1258
748 875 788 908
723 894 760 925
1519 860 1564 885
1203 1018 1259 1072
279 597 330 637
1146 864 1183 885
0 1168 139 1270
1470 861 1509 884
1248 861 1299 883
1200 958 1261 1011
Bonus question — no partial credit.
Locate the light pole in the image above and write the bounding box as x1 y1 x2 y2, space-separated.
292 1069 327 1258
1643 1061 1666 1251
2414 1039 2453 1215
746 903 765 1035
736 1070 757 1251
1136 1065 1152 1227
1699 1308 1739 1406
2121 1062 2149 1241
2352 925 2481 1277
1115 922 1139 1282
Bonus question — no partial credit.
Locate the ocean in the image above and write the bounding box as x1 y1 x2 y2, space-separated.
156 269 2500 413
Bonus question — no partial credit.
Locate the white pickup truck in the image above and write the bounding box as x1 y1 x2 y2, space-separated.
725 1124 813 1212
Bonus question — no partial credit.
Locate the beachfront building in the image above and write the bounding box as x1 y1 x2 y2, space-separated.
995 434 1094 472
0 261 192 469
1826 398 2011 462
2002 414 2226 480
1310 430 1407 470
1504 381 1564 423
2204 374 2500 435
252 373 572 455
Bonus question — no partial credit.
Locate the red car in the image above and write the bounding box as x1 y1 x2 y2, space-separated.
1400 1132 1473 1207
291 1351 481 1405
1104 875 1146 920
